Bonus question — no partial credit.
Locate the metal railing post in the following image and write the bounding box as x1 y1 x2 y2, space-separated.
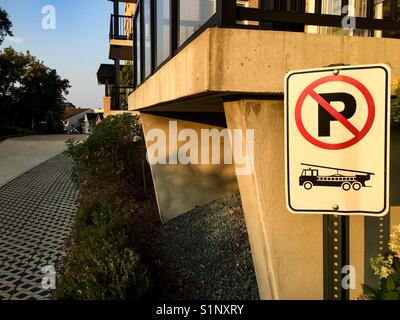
216 0 237 27
113 0 119 38
315 0 322 14
171 0 178 55
140 2 145 85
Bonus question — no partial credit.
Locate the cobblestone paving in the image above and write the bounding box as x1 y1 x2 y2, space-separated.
0 154 79 300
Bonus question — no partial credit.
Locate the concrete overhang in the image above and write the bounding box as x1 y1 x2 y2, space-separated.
128 27 400 112
97 64 117 85
109 39 133 60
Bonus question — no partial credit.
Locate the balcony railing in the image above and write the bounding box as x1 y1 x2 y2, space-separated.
133 0 400 89
110 14 133 40
111 86 134 111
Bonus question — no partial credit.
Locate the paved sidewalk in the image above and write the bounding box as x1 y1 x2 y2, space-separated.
0 154 79 300
0 135 87 187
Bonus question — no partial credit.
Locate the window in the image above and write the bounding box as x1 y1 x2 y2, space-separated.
179 0 216 46
237 0 249 25
144 0 152 78
381 0 400 38
156 0 171 67
318 0 369 36
319 0 347 35
136 10 141 86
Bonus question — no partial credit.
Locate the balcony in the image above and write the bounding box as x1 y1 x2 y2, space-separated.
132 0 400 90
109 14 133 60
110 86 134 111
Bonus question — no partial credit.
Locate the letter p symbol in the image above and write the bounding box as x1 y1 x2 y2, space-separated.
318 93 357 137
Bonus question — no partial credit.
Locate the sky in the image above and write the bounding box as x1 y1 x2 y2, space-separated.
0 0 116 109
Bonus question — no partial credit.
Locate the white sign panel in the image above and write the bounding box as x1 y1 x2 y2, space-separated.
285 64 390 216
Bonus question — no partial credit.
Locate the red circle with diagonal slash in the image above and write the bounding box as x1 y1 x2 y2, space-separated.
295 75 375 150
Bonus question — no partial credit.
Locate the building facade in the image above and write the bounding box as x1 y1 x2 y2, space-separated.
99 0 400 300
97 0 137 117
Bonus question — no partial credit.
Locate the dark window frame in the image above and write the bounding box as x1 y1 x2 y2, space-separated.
143 0 153 79
133 2 142 87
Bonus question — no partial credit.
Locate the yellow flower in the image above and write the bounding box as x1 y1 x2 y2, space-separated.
370 254 395 279
359 293 375 300
393 80 400 92
389 225 400 259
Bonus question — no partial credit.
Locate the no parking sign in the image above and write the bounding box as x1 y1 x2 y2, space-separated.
285 64 391 216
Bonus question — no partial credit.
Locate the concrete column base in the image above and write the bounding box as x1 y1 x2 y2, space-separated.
224 99 323 299
140 112 238 222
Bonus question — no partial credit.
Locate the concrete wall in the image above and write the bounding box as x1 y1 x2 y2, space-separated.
141 112 238 222
129 28 400 111
103 96 139 118
103 97 111 116
224 99 400 300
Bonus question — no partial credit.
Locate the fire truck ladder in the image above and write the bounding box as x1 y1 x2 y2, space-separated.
300 163 375 176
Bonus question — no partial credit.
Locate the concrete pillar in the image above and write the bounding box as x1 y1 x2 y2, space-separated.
103 96 111 116
224 99 323 300
224 99 400 300
140 112 238 222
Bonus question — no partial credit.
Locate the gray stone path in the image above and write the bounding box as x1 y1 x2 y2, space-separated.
0 134 87 187
0 154 79 300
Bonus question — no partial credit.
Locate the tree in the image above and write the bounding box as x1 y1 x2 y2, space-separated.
0 47 70 133
63 102 77 110
17 59 70 131
0 7 13 44
120 64 133 87
0 48 34 128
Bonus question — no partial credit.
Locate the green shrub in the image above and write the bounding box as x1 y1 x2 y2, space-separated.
54 199 152 300
392 80 400 128
0 126 35 135
361 225 400 300
73 199 133 246
66 113 144 185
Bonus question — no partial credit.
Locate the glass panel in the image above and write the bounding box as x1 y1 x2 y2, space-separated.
136 11 141 86
319 0 368 36
352 0 369 36
144 0 152 79
382 0 393 19
321 0 342 15
179 0 216 46
156 0 171 67
398 0 400 17
319 0 346 35
381 0 400 38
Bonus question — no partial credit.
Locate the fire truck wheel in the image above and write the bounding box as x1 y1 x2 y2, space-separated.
303 181 313 190
352 182 362 191
341 182 351 191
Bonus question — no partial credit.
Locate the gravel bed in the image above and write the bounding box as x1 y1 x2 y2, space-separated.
159 192 259 300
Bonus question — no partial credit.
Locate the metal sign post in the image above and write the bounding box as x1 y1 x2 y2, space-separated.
323 215 349 300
